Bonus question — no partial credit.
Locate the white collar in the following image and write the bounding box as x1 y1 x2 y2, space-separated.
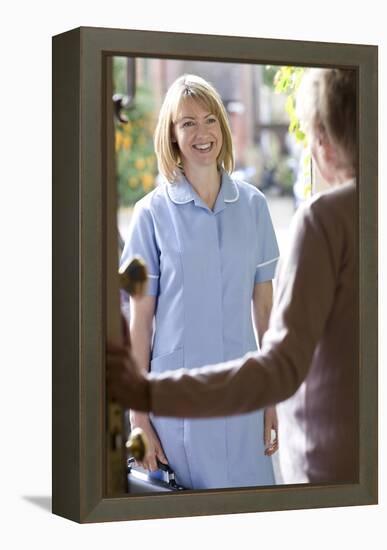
166 170 239 212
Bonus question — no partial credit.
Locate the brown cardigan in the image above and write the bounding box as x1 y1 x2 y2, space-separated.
149 181 357 484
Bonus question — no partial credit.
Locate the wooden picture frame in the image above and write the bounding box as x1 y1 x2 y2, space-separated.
52 26 378 523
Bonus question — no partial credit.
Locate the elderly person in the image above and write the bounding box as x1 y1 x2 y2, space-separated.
108 68 357 484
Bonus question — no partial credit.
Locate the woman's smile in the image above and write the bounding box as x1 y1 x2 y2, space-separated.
192 142 214 153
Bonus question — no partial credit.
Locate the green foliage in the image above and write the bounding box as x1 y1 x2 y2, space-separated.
270 66 312 200
301 148 312 199
113 57 129 95
114 58 158 206
274 157 295 193
273 66 306 145
262 65 278 89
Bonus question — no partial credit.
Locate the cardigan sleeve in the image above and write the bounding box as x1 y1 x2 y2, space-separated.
149 196 340 418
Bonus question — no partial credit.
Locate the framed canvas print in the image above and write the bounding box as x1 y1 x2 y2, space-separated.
52 26 378 523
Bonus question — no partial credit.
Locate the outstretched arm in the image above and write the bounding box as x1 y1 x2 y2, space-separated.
108 199 339 420
148 200 338 418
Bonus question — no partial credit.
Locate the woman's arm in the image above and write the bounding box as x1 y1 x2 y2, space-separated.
108 192 349 421
252 281 273 348
129 295 168 470
252 281 279 456
147 197 341 418
129 294 155 374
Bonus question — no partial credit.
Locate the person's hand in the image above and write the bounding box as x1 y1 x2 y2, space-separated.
129 411 168 471
264 406 279 456
106 341 150 412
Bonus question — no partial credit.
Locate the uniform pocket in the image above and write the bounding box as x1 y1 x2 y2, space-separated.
150 347 184 373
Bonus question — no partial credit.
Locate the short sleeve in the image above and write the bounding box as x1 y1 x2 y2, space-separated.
254 195 280 284
120 202 160 296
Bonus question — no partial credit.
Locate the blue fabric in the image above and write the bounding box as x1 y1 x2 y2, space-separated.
121 171 279 489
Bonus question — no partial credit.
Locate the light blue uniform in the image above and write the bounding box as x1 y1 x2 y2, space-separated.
121 171 279 489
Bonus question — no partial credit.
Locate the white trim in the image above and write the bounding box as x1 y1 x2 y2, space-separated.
148 274 159 279
169 198 192 204
224 180 239 203
256 256 279 269
166 183 193 205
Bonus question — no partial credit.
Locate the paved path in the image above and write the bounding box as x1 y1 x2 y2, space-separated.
266 193 296 256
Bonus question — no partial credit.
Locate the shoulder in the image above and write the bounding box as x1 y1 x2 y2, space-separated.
310 180 355 208
232 177 269 206
133 185 168 215
293 181 355 252
305 180 356 226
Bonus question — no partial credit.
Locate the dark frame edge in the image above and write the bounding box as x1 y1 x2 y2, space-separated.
80 482 377 524
52 27 82 523
358 44 378 507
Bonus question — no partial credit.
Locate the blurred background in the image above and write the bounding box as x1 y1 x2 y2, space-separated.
113 57 312 256
112 57 316 484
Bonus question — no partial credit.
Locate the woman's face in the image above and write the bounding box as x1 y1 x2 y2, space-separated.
172 97 223 173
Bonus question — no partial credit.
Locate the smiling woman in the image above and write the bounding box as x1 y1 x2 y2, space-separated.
154 74 234 184
119 73 280 490
172 101 222 178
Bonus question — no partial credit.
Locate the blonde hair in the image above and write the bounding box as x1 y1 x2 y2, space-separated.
154 74 235 182
296 68 357 172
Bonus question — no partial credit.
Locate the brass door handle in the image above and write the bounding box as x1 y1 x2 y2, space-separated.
126 427 148 462
119 256 148 297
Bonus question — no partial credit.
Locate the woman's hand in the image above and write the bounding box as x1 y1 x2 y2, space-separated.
264 406 279 456
129 411 168 471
